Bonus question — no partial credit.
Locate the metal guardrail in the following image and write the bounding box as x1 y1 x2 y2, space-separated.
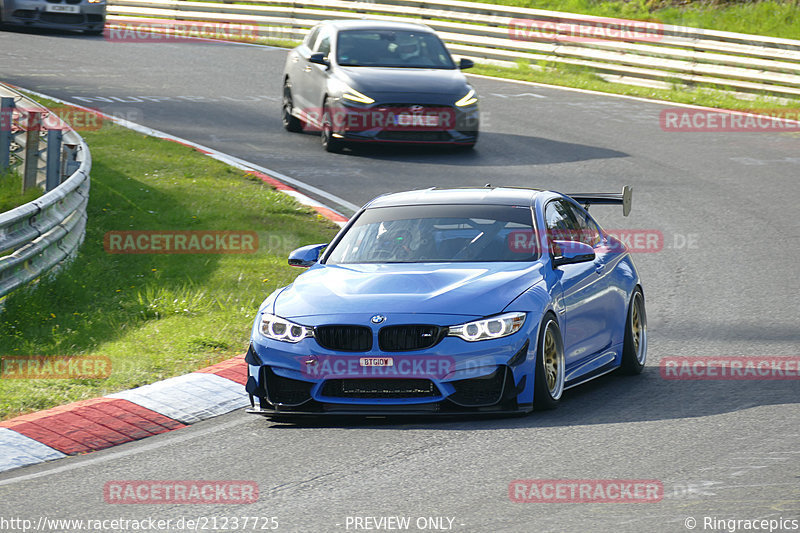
0 85 91 299
105 0 800 98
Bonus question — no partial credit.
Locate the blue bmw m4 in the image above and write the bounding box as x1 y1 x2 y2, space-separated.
245 186 646 418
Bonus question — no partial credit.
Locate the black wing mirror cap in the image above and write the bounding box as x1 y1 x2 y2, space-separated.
551 240 596 267
309 53 330 67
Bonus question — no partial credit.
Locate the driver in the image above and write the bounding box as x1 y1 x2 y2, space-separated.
388 34 421 62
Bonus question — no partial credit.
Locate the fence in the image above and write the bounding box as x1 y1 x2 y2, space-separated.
105 0 800 98
0 85 91 299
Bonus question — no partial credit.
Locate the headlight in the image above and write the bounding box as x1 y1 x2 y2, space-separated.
259 313 313 343
455 88 478 107
448 312 526 342
341 85 375 104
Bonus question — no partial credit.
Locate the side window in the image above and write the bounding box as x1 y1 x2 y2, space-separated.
317 35 331 56
545 200 581 243
304 26 320 49
568 203 602 247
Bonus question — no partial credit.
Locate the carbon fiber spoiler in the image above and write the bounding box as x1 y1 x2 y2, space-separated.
567 186 632 217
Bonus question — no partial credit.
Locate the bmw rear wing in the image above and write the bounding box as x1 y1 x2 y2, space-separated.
567 186 632 217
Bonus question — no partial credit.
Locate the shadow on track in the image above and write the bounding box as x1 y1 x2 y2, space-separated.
292 131 628 167
260 364 799 431
0 25 100 38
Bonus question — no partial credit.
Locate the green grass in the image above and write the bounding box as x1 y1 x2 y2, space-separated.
466 0 800 41
0 169 43 213
0 117 340 420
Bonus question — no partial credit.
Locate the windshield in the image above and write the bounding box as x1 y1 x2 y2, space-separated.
336 30 456 69
325 204 538 264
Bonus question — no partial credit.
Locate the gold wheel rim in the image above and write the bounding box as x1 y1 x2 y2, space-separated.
631 292 646 364
632 299 641 354
544 326 559 394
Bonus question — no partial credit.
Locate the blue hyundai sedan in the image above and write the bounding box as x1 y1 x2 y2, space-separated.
245 186 646 418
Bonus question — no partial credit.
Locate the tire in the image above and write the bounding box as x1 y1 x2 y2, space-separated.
282 82 303 133
620 287 647 375
533 314 565 410
320 99 344 153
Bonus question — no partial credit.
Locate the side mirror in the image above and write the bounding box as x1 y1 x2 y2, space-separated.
309 53 330 67
288 243 327 268
551 240 595 268
459 58 474 70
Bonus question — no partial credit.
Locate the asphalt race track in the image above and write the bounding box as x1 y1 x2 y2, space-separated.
1 28 798 533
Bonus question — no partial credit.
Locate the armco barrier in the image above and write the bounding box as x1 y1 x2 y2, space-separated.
105 0 800 98
0 84 91 299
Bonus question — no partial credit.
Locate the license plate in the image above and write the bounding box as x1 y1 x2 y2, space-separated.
45 4 81 12
394 114 439 127
359 357 393 367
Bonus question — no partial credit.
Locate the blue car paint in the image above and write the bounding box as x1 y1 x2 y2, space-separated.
275 262 547 318
246 188 643 415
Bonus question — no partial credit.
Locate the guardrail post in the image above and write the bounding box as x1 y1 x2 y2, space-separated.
62 143 80 177
0 97 13 171
46 128 63 191
22 110 42 192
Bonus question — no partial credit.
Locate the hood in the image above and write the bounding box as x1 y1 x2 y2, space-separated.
274 262 544 319
338 67 470 96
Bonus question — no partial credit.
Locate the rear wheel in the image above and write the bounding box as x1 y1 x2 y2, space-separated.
282 82 303 133
533 315 565 410
620 288 647 374
321 99 344 153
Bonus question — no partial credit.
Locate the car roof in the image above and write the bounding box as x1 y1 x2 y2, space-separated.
365 187 546 208
319 19 436 33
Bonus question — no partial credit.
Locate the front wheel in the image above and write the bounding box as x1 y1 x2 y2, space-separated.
620 287 647 374
320 100 344 153
533 315 565 410
282 82 303 133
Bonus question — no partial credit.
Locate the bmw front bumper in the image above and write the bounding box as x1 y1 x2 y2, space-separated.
244 314 536 418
